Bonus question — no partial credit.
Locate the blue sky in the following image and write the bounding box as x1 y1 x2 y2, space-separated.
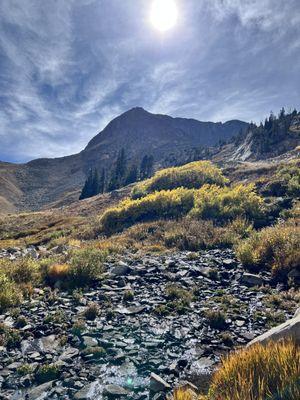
0 0 299 162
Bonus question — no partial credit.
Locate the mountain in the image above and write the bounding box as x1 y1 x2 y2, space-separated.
0 107 247 213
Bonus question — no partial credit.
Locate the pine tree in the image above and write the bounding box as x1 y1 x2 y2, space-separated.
140 155 154 180
99 168 106 194
125 163 139 185
79 169 94 200
115 148 127 182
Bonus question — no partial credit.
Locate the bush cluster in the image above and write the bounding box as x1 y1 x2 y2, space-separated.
237 220 300 282
132 160 228 198
100 184 263 234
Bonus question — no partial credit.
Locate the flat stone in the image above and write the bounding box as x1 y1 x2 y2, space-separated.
150 373 171 393
103 384 129 397
241 273 263 287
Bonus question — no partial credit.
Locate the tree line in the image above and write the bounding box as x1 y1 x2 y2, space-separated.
79 149 154 200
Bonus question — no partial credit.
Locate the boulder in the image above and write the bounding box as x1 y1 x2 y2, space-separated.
248 313 300 346
110 262 130 276
149 373 171 393
241 273 263 287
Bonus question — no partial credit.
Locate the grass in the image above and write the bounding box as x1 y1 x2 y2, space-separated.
173 340 300 400
208 340 300 400
237 220 300 282
132 160 228 198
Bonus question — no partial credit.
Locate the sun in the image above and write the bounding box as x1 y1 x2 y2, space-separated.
150 0 178 32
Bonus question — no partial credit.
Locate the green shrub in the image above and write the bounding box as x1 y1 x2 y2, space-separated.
208 340 300 400
35 364 60 383
190 184 264 222
0 271 22 311
204 310 227 330
100 188 195 233
69 248 107 286
237 221 300 281
83 302 100 320
132 161 228 198
276 161 300 197
0 324 21 349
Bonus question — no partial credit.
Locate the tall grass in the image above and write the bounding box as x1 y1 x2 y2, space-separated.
237 220 300 281
208 340 300 400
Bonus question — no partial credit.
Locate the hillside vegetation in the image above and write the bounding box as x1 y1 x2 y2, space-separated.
132 161 228 198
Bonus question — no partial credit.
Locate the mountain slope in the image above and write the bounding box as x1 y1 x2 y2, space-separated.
0 108 247 213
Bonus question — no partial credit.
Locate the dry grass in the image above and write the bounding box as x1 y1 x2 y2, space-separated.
208 340 300 400
237 220 300 282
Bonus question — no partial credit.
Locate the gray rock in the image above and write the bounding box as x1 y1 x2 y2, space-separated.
111 262 130 276
103 384 129 397
26 381 54 399
241 273 263 287
149 373 171 393
248 313 300 346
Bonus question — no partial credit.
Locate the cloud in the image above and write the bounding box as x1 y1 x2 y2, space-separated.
0 0 299 162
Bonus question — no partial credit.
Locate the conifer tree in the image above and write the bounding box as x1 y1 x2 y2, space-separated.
79 169 94 200
140 155 154 180
125 163 139 185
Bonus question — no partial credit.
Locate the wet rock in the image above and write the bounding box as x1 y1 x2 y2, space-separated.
149 373 171 393
241 273 263 287
103 384 129 397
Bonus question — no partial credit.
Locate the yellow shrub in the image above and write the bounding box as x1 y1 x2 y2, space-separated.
0 271 22 311
132 161 228 198
209 340 300 400
100 188 195 233
46 264 70 283
237 221 300 281
191 184 264 222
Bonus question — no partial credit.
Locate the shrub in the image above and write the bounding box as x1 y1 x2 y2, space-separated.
100 188 195 233
71 320 86 337
204 310 227 330
276 161 300 197
191 184 264 223
123 290 134 302
208 340 300 400
35 364 60 383
165 284 193 306
0 271 22 311
0 258 40 285
45 263 70 284
237 221 300 281
69 248 107 286
132 161 228 198
83 302 100 320
0 324 21 349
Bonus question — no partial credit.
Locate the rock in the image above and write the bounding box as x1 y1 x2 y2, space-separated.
248 313 300 346
149 373 171 393
115 305 146 315
74 382 100 400
111 262 130 276
103 384 129 397
83 336 98 347
26 381 54 399
241 273 263 287
294 307 300 318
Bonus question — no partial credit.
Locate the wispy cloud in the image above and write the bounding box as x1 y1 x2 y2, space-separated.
0 0 299 162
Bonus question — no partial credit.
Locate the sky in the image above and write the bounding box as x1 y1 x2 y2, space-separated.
0 0 300 163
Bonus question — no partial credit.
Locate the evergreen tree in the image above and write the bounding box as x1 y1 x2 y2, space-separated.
115 148 127 182
79 169 95 200
98 168 106 194
140 155 154 180
125 163 139 185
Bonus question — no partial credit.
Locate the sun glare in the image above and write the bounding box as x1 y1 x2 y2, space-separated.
150 0 178 32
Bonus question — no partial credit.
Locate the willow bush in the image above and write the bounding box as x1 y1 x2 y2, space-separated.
132 160 228 199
